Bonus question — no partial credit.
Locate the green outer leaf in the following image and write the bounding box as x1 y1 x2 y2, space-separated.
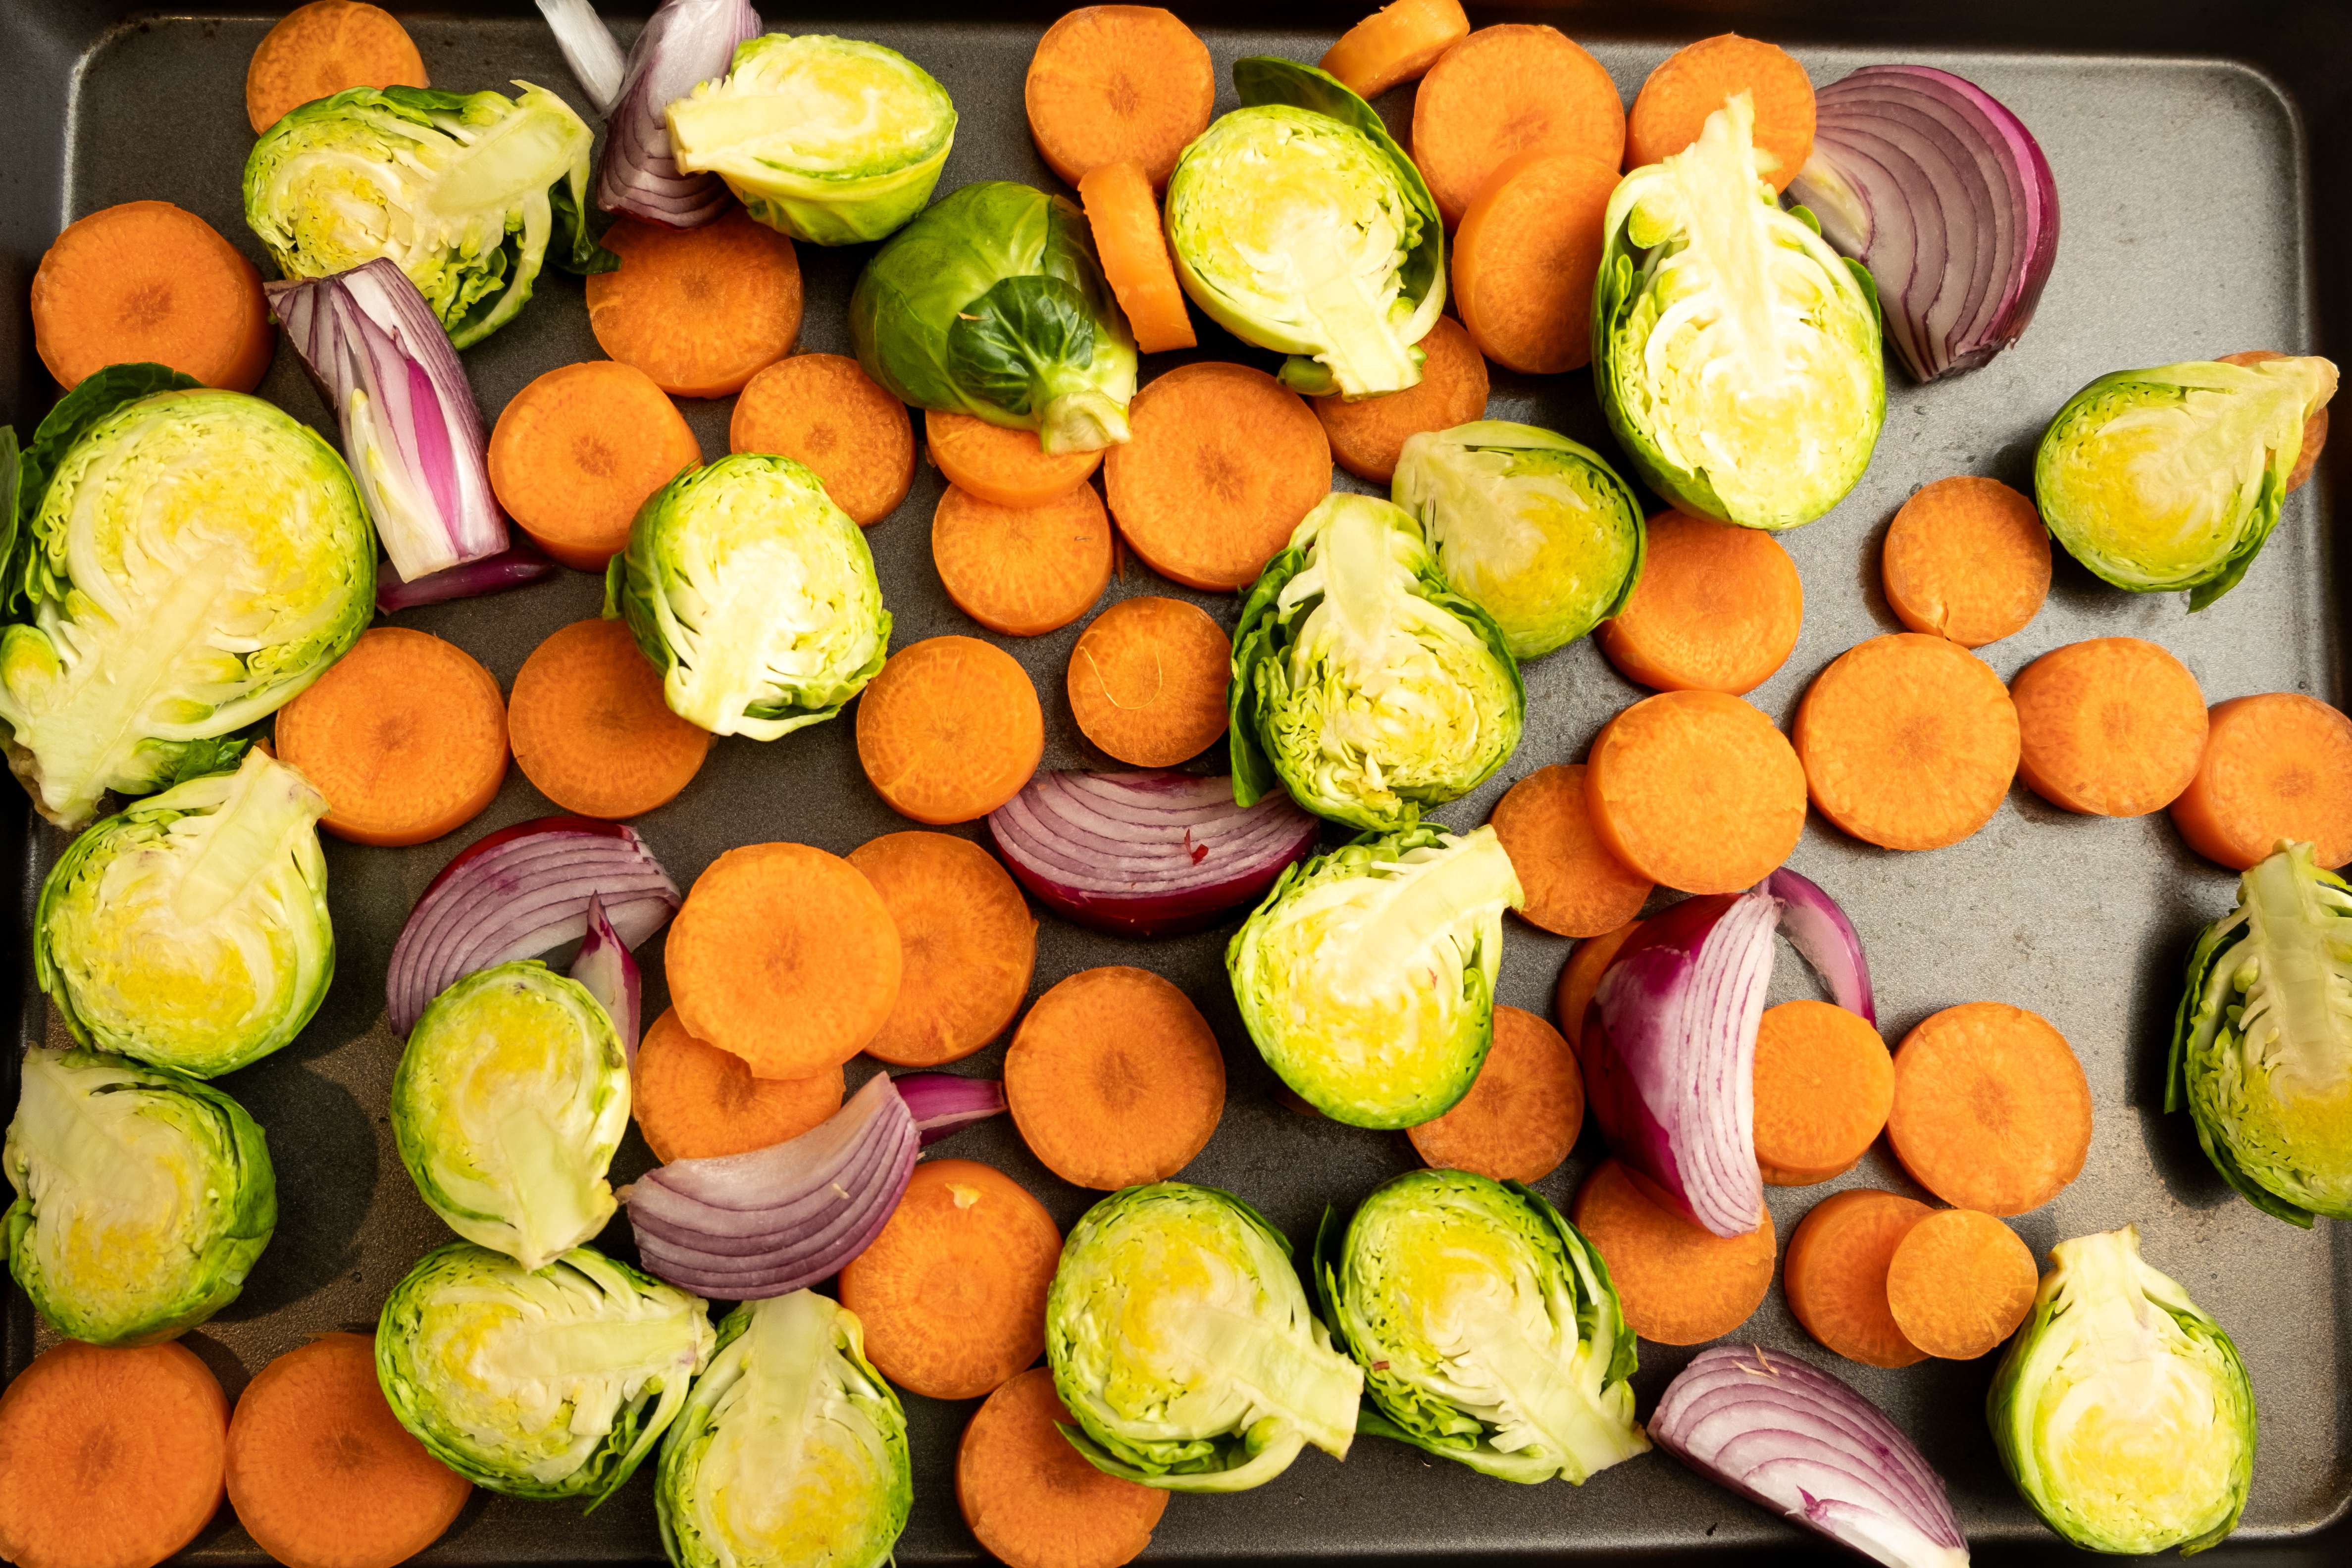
550 176 620 275
9 363 201 612
0 426 19 615
946 275 1097 417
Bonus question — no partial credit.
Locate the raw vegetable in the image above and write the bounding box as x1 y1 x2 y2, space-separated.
376 543 560 613
1314 314 1489 485
1889 1002 2092 1216
732 354 916 525
488 359 702 571
1881 476 2051 647
246 1 428 134
509 618 715 818
856 636 1045 825
1555 918 1641 1055
1023 5 1214 190
1484 764 1651 939
1885 1208 2038 1360
1046 1181 1363 1491
1753 999 1893 1186
2012 638 2208 816
957 1368 1168 1568
1078 160 1197 353
928 409 1102 508
535 0 626 112
1795 632 2020 852
1320 0 1469 101
631 1009 844 1163
898 1074 1011 1146
1569 1159 1775 1345
570 893 642 1062
586 210 802 398
1784 1189 1933 1368
1068 596 1231 766
1626 34 1815 193
1585 690 1808 894
1452 151 1619 374
1228 824 1522 1128
1595 511 1802 695
2169 694 2352 870
1768 864 1878 1023
2221 349 2332 490
31 202 272 394
595 0 762 228
1410 25 1625 227
1005 966 1226 1188
846 832 1038 1069
4 1045 275 1346
932 482 1114 637
1405 1005 1584 1184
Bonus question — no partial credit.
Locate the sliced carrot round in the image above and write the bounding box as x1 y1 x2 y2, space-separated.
1888 1002 2092 1217
1104 362 1332 591
2219 350 2329 492
1885 1208 2039 1361
488 360 701 571
1585 690 1808 895
1627 33 1816 194
1407 1005 1582 1183
730 353 916 526
846 832 1038 1068
957 1368 1169 1568
1024 5 1215 190
927 408 1103 510
1794 633 2021 853
1452 150 1618 375
932 482 1114 638
1881 476 2051 648
1005 966 1225 1189
1571 1157 1775 1346
1752 999 1893 1186
1320 0 1470 100
1410 25 1626 227
857 637 1045 825
2011 638 2208 817
632 1008 845 1163
1488 763 1652 939
1078 160 1196 354
1554 916 1640 1055
509 618 712 819
1784 1189 1933 1370
31 201 274 394
586 208 802 399
246 0 427 133
2169 692 2352 870
1596 511 1803 696
1314 314 1489 484
1067 596 1231 767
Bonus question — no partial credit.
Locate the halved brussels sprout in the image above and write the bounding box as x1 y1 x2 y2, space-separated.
657 1291 911 1568
4 1045 274 1346
245 83 608 348
1167 58 1444 399
35 749 332 1078
667 33 955 246
0 367 374 830
393 961 630 1271
1392 421 1646 660
1318 1169 1647 1483
1595 93 1885 529
1228 824 1521 1128
2172 839 2352 1224
1048 1181 1362 1492
1231 492 1523 833
605 453 891 739
2037 356 2338 610
1989 1225 2254 1556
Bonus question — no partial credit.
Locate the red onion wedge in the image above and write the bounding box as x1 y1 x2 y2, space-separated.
1766 867 1876 1025
375 543 559 615
894 1073 1007 1147
387 817 682 1036
626 1073 919 1299
1652 1345 1969 1568
597 0 763 228
535 0 628 115
1786 65 2059 385
571 893 643 1062
987 771 1321 937
1586 888 1778 1238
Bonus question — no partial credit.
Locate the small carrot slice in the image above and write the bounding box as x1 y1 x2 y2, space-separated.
958 1367 1169 1568
847 832 1038 1068
2169 692 2352 870
1067 596 1231 767
1626 34 1816 194
632 1008 845 1163
1407 1005 1582 1183
2220 350 2329 492
1888 1002 2092 1217
1005 965 1225 1189
1451 150 1618 375
1410 25 1626 228
838 1159 1064 1401
1794 633 2021 853
933 482 1114 638
1595 510 1803 696
1104 362 1332 591
274 626 508 847
1024 5 1215 190
730 353 916 526
1554 917 1640 1054
1078 160 1196 354
927 408 1103 510
1320 0 1470 100
1571 1157 1776 1346
488 360 702 571
1783 1189 1933 1370
0 1338 228 1568
1585 690 1809 895
858 636 1046 825
31 201 274 394
1752 999 1893 1187
666 841 904 1079
245 0 427 133
1885 1208 2039 1361
1314 314 1490 484
1881 477 2051 648
226 1332 471 1568
509 619 712 819
586 208 802 399
2011 638 2209 817
1488 763 1652 939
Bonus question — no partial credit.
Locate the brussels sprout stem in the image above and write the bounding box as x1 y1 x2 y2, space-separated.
1037 386 1130 454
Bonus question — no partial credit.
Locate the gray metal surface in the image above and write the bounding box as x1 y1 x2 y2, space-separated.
1 4 2347 1564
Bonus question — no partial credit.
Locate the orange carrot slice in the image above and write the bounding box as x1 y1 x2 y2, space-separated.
1585 690 1808 894
1571 1157 1775 1346
631 1008 845 1163
1752 999 1893 1186
1005 966 1225 1189
1024 6 1215 190
31 201 274 394
1626 34 1816 193
958 1368 1169 1568
730 353 917 526
846 832 1038 1068
1881 477 2051 648
932 482 1114 638
245 0 427 133
1487 763 1652 939
586 208 802 399
1451 150 1619 374
1320 0 1471 100
488 360 702 571
1794 633 2020 852
1783 1190 1933 1369
1888 1002 2092 1217
1885 1209 2039 1361
1067 596 1231 767
1596 511 1803 696
1555 916 1640 1054
1410 25 1626 227
508 618 712 820
1407 1005 1582 1183
1314 314 1490 484
857 637 1045 825
2011 638 2209 817
2168 692 2352 869
1078 160 1196 354
927 408 1103 510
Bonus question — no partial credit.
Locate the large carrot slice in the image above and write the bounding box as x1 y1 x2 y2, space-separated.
857 637 1046 826
730 353 916 526
1410 25 1626 227
1888 1002 2092 1217
1585 690 1808 895
2169 692 2352 869
1783 1189 1933 1369
1407 1005 1582 1183
274 626 508 847
1885 1209 2039 1361
957 1368 1169 1568
0 1339 227 1568
487 360 702 571
927 409 1103 509
838 1159 1063 1400
932 482 1114 638
246 0 426 132
1314 314 1490 484
1881 477 2050 648
1554 916 1640 1054
666 841 904 1079
1487 763 1652 939
1794 633 2021 853
846 832 1038 1068
632 1008 845 1162
2011 638 2208 817
226 1332 471 1568
1571 1157 1775 1346
1078 160 1196 354
1005 966 1225 1189
1626 34 1816 194
2220 350 2329 492
1320 0 1470 100
1595 510 1803 696
1103 362 1332 591
1451 150 1619 375
1752 999 1893 1186
508 618 712 819
1024 5 1215 190
586 209 802 399
1067 596 1231 767
31 201 273 394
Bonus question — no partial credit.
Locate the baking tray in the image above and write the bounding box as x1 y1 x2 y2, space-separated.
2 1 2349 1563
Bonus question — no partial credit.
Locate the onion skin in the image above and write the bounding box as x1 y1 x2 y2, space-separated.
570 892 642 1062
376 544 558 614
893 1073 1007 1146
1766 866 1877 1024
